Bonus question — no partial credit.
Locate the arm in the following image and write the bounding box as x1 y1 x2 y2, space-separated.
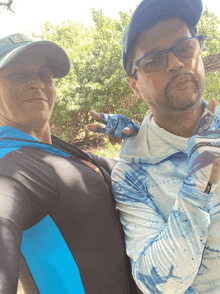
86 152 117 174
112 163 212 294
19 253 40 294
0 177 33 293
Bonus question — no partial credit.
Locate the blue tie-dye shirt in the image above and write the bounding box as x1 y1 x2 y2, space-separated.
112 103 220 294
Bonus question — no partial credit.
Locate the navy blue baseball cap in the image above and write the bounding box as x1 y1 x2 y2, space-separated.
0 33 70 78
122 0 203 75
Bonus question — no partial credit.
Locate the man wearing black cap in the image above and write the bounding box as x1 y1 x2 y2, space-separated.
0 33 140 293
110 0 220 293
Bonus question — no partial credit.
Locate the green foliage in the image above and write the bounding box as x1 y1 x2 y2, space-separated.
199 8 220 56
31 7 220 142
70 9 134 114
198 7 220 106
31 9 145 141
95 137 121 159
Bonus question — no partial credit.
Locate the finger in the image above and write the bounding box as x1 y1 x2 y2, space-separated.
123 122 139 136
206 98 217 114
86 123 106 133
123 126 132 135
192 102 216 135
89 110 103 122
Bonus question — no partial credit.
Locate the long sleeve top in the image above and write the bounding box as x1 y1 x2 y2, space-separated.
0 126 138 294
112 102 220 294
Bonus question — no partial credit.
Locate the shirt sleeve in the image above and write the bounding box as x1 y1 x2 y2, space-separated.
0 176 34 293
0 150 59 294
111 162 212 294
86 152 117 174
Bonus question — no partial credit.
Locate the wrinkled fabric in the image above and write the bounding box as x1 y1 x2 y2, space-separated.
0 126 138 294
112 102 220 294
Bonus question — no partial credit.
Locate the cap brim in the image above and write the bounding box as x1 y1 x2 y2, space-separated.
0 40 70 78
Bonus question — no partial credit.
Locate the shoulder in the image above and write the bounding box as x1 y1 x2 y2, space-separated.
213 106 220 129
0 147 59 194
112 160 136 181
215 106 220 116
112 160 150 196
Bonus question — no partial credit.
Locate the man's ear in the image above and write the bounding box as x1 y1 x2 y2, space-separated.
126 76 141 98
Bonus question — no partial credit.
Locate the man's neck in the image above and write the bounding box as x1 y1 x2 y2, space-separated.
152 101 204 138
0 120 52 144
24 125 52 144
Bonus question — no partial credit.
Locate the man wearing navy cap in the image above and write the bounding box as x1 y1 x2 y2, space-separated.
110 0 220 293
0 33 141 294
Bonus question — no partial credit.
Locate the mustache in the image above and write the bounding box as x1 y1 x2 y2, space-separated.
165 71 199 94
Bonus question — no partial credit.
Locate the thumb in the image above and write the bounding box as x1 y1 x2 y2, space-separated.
192 99 216 135
206 98 217 114
209 155 220 184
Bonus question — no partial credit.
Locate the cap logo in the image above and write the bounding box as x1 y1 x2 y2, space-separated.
9 34 32 44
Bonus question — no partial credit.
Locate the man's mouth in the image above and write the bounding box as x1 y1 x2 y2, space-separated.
171 76 193 89
22 97 48 102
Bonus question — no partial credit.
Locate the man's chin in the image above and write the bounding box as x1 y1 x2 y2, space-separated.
165 93 201 112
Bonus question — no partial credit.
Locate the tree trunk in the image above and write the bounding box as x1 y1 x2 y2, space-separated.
203 53 220 73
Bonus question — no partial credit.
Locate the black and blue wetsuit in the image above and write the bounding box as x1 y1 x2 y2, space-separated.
0 126 139 294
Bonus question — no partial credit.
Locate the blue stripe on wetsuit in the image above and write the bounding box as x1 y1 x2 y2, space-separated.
22 216 85 294
0 126 85 294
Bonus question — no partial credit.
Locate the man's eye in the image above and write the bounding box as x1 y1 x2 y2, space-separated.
40 74 52 82
145 59 154 64
176 45 193 53
14 73 30 82
143 53 163 67
20 73 29 79
10 73 29 79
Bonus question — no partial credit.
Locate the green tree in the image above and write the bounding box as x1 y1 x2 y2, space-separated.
32 21 95 141
198 7 220 104
31 7 220 142
70 9 147 137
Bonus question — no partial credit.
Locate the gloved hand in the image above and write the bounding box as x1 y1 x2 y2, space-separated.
185 99 220 193
86 110 140 145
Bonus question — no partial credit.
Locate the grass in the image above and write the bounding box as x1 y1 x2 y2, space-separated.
94 138 121 159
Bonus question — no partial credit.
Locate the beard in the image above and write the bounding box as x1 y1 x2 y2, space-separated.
163 71 204 111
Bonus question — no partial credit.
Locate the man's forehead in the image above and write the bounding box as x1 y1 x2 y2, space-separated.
0 48 54 75
135 18 190 54
0 61 52 74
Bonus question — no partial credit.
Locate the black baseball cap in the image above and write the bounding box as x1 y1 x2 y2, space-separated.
122 0 203 74
0 33 70 78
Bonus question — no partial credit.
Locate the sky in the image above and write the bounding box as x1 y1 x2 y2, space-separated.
0 0 220 39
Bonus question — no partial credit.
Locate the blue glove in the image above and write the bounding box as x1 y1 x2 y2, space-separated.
97 113 140 139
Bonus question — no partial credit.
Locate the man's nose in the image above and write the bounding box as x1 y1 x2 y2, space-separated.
30 75 45 89
165 52 184 74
